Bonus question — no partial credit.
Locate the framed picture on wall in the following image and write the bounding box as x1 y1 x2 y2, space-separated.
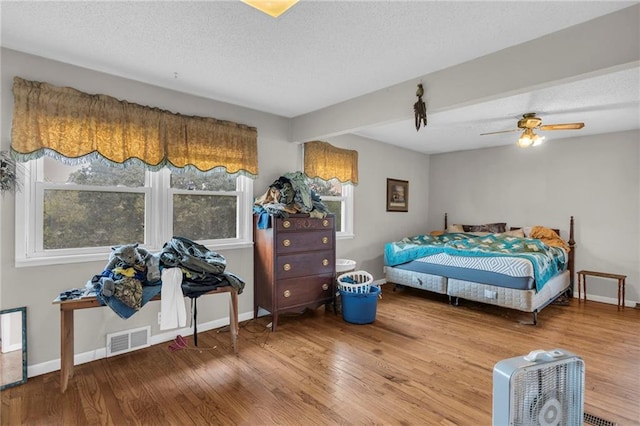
386 178 408 212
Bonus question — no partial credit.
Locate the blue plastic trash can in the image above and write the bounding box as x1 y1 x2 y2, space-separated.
339 285 380 324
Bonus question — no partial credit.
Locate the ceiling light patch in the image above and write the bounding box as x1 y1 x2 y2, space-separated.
242 0 298 18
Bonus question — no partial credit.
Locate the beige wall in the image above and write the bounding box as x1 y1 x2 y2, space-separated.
427 131 640 305
326 134 431 276
0 49 431 373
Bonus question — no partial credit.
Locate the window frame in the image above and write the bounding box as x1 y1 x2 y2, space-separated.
317 182 354 239
15 159 253 267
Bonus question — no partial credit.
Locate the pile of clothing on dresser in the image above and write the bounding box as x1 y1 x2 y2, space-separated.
253 171 330 229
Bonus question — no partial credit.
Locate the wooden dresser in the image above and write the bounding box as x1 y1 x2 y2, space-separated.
253 213 336 331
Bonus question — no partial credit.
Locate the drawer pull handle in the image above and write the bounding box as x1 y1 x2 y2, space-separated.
322 237 328 244
283 220 291 228
322 259 329 266
283 290 291 298
322 219 329 227
283 239 291 247
283 263 291 271
322 283 329 291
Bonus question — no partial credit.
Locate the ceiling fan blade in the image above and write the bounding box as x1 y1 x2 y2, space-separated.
539 123 585 131
480 129 520 136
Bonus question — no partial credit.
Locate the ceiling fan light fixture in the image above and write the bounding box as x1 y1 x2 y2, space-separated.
242 0 298 18
517 129 534 148
517 128 546 148
532 133 546 147
483 113 584 147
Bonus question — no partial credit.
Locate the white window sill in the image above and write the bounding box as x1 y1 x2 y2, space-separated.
336 233 355 240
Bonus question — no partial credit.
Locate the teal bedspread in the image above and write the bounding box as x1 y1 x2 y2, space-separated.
384 233 568 291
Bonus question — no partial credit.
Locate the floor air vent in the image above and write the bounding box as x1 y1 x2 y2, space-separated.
106 326 150 357
584 412 617 426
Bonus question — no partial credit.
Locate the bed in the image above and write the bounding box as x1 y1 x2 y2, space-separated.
384 215 575 324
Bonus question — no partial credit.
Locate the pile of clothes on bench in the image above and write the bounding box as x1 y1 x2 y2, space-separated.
84 237 244 322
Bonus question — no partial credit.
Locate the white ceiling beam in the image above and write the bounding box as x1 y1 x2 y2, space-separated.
290 4 640 143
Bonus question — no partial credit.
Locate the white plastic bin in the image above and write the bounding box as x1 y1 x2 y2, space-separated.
336 259 356 274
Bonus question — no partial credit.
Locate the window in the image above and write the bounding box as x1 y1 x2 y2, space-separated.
306 177 354 238
302 141 357 238
15 157 253 267
169 169 251 244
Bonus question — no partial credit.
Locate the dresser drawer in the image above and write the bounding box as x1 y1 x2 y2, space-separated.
276 275 334 308
276 251 334 279
276 216 334 232
276 230 333 254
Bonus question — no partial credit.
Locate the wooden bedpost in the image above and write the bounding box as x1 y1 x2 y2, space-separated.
568 216 575 297
444 213 448 231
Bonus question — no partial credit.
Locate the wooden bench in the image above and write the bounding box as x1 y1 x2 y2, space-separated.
53 285 238 393
576 270 626 310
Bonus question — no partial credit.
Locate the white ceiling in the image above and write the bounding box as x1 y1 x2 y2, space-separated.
1 1 639 154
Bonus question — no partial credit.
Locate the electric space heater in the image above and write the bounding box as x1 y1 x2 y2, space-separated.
493 348 584 426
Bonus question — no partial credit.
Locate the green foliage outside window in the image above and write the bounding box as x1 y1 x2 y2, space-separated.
173 194 237 240
323 200 342 230
65 161 145 187
42 159 239 250
44 190 145 249
307 177 344 231
307 178 342 197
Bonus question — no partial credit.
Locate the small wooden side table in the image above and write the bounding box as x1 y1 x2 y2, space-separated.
577 270 626 310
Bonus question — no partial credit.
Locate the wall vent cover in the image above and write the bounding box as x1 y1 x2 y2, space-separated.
106 326 150 357
584 412 617 426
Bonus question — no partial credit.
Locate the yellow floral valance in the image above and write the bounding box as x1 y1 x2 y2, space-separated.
303 141 358 185
10 77 258 177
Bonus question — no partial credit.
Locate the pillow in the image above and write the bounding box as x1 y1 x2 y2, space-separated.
485 222 507 233
462 222 507 233
512 226 559 238
430 230 446 236
521 226 533 237
465 224 490 232
448 224 465 233
502 228 525 238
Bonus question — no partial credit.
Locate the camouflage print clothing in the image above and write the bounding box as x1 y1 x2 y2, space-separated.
112 276 143 309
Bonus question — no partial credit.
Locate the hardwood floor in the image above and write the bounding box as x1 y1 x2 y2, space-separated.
2 286 639 425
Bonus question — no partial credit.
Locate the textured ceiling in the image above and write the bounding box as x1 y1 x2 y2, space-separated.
1 1 639 154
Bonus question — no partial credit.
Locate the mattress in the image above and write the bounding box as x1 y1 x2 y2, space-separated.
393 253 535 290
446 270 570 313
384 266 447 294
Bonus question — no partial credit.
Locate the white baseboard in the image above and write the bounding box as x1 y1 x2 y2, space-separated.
372 279 387 286
2 342 23 353
572 293 637 308
27 310 254 379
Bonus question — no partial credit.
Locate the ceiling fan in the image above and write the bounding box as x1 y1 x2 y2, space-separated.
481 112 585 148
